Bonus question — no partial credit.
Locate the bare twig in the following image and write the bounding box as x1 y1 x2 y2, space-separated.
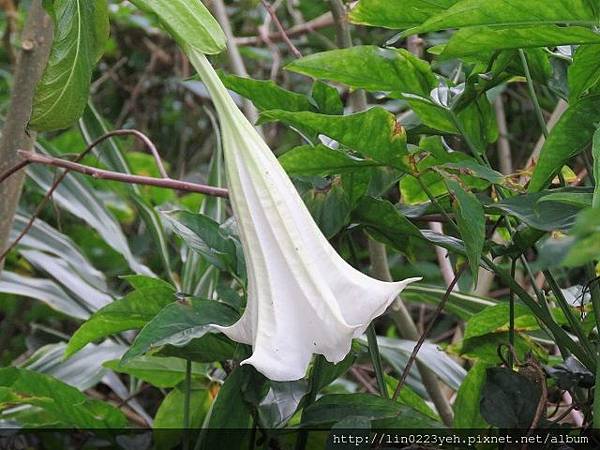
260 0 302 58
0 130 181 265
18 151 229 198
234 11 334 46
392 265 467 401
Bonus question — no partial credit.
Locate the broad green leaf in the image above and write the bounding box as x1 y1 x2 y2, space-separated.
441 26 600 59
0 368 126 428
162 210 244 276
405 0 599 36
452 361 489 428
594 127 600 208
158 334 237 363
488 189 587 230
349 0 458 30
563 208 600 266
220 72 313 112
537 192 593 208
300 393 440 428
66 280 176 357
480 368 541 428
122 299 239 363
446 179 485 284
451 332 545 364
279 145 380 176
463 304 539 340
153 384 211 430
385 375 440 421
402 284 497 321
104 357 207 388
257 380 309 428
30 0 109 131
354 197 469 256
569 45 600 100
200 368 253 449
302 180 352 238
310 81 343 115
130 0 225 54
260 108 409 170
286 46 436 98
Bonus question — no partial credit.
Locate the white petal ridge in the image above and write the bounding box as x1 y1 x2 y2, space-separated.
190 51 420 381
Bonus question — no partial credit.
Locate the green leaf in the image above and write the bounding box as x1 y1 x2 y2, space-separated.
354 197 470 256
452 361 489 428
441 26 600 59
279 144 380 176
129 0 225 54
162 210 244 276
66 280 176 357
260 108 409 170
385 375 440 421
302 180 352 238
464 304 539 340
311 81 343 115
446 179 485 284
480 367 542 428
300 394 440 428
563 208 600 266
0 368 126 428
200 368 253 449
569 45 600 101
153 384 212 448
220 72 314 112
103 357 208 388
405 0 599 36
594 127 600 208
30 0 109 131
286 46 436 98
488 189 587 231
402 284 497 321
349 0 458 30
122 299 239 363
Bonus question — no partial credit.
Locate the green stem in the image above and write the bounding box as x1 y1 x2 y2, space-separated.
586 263 600 332
366 324 388 398
295 356 326 450
518 48 566 185
518 49 548 139
545 269 594 358
508 258 516 368
485 256 593 369
183 358 192 450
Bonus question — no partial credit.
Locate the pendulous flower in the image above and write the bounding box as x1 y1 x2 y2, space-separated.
190 50 420 381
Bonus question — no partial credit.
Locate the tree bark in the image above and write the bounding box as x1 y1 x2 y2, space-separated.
0 0 53 271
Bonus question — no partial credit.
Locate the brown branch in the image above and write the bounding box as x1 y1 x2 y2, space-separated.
0 130 176 265
260 0 302 58
392 264 467 401
234 11 334 46
18 151 229 198
0 0 53 273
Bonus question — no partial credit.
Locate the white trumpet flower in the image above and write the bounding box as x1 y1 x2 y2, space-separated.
190 50 420 381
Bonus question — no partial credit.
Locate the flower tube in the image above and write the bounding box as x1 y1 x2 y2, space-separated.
190 50 420 381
